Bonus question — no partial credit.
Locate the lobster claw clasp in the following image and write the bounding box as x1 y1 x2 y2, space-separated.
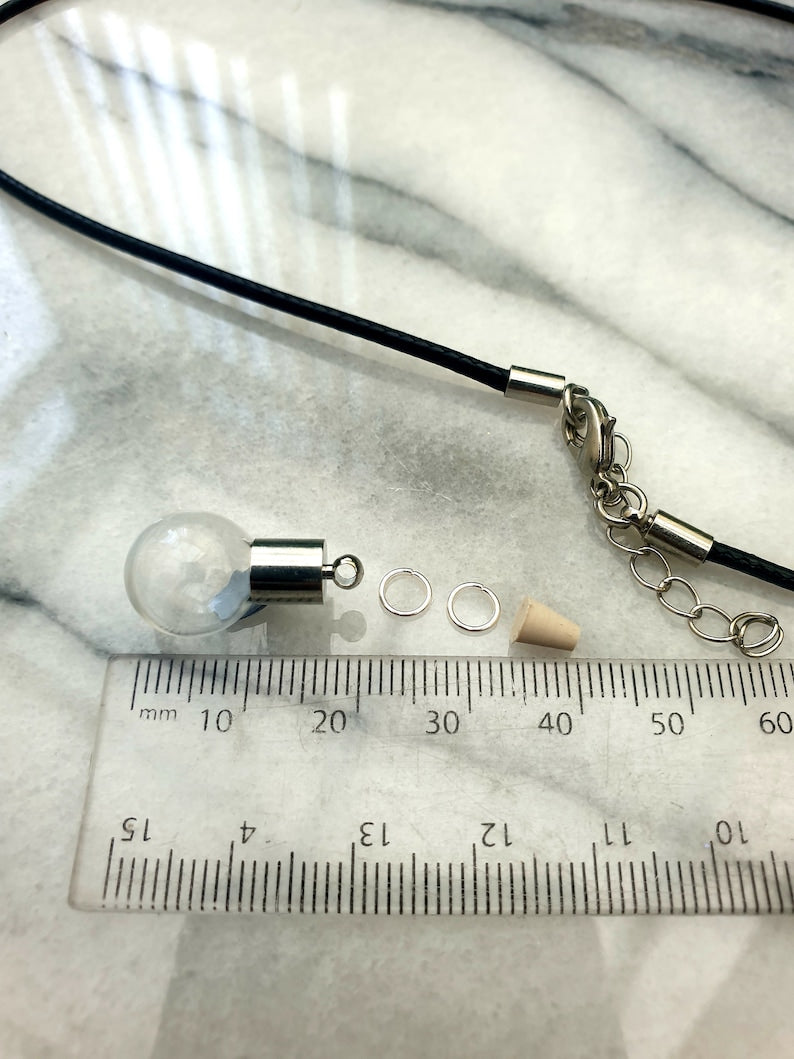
563 391 617 484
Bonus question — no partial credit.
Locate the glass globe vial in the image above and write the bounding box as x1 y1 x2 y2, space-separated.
124 512 252 636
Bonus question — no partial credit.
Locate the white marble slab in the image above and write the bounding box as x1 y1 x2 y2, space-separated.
1 0 793 1055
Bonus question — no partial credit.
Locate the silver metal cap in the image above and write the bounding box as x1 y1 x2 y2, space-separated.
505 366 566 407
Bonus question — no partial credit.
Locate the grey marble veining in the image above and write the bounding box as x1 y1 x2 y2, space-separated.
1 1 794 1055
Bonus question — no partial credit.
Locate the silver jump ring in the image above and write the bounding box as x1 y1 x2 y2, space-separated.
446 582 501 633
378 568 432 617
612 432 632 473
729 612 784 658
595 482 648 527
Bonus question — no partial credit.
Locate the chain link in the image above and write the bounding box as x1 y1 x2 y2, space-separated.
562 384 784 657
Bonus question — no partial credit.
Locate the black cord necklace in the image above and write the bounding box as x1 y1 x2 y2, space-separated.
1 0 792 655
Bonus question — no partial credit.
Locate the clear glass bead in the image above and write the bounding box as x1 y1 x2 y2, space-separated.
124 512 252 635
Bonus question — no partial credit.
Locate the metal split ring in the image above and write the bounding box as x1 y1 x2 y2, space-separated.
729 611 784 658
378 568 432 617
446 582 501 633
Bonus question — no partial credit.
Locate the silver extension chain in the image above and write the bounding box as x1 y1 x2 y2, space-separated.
562 384 784 658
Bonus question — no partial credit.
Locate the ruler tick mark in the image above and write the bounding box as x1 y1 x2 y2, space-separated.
617 861 625 915
126 857 136 910
557 862 564 915
164 850 174 911
664 860 673 914
130 660 141 712
769 851 785 912
747 666 757 699
199 860 208 912
176 859 184 912
726 663 736 699
747 859 760 914
684 665 694 714
704 662 714 698
630 667 639 709
582 862 589 915
736 859 747 914
186 860 194 911
783 860 794 908
225 843 234 913
102 838 115 905
724 860 736 914
569 862 576 915
629 860 637 915
212 859 220 910
737 666 747 706
689 861 699 914
534 854 539 916
114 857 124 903
759 860 773 914
758 667 768 698
139 858 149 911
243 659 251 710
709 843 724 913
288 850 295 914
350 845 355 915
715 663 725 700
151 858 161 911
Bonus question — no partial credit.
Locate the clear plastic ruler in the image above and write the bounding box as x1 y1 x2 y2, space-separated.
70 654 794 916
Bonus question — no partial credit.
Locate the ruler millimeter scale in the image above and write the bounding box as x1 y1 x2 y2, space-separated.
71 654 794 916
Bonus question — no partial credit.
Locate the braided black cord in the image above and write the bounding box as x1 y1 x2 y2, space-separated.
709 541 794 593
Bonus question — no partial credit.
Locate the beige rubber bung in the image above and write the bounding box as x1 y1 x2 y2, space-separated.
510 596 580 651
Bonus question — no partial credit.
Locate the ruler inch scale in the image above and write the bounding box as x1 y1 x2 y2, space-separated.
71 654 794 916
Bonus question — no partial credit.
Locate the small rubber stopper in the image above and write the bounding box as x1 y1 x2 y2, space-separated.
509 596 580 652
